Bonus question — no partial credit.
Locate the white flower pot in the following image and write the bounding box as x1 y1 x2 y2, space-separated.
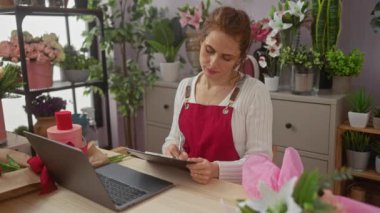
264 76 279 92
348 111 369 128
346 149 370 171
159 62 180 82
373 117 380 129
64 69 90 83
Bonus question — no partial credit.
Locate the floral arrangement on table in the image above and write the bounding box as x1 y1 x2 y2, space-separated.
178 0 212 30
0 30 65 64
0 63 22 98
231 148 354 213
251 0 309 77
24 94 66 118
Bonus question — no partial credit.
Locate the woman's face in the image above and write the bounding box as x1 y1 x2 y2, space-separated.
199 29 241 80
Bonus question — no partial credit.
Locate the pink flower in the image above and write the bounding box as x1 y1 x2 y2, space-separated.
188 3 203 30
179 11 191 28
251 18 272 43
0 31 64 64
178 1 208 30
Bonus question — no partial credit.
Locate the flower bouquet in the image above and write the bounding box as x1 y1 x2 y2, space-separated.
0 30 65 64
0 31 65 89
221 147 365 213
178 0 211 31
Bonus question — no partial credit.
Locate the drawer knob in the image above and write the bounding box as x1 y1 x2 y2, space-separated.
285 123 292 129
163 104 170 110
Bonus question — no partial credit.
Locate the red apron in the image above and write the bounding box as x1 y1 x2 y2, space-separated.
178 76 245 162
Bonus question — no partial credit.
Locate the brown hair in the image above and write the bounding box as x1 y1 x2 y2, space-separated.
200 6 252 63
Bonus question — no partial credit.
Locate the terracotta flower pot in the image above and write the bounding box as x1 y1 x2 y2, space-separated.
33 116 56 137
26 61 53 89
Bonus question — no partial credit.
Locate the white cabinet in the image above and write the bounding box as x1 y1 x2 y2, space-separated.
144 83 347 175
271 91 346 175
144 81 178 152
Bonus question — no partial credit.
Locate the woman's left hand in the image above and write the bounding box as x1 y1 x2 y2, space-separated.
186 157 219 184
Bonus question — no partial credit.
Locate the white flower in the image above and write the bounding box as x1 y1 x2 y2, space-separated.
288 0 305 22
258 56 267 68
264 35 282 58
269 12 292 33
238 177 302 213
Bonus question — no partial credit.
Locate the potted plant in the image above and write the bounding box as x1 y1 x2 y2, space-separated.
371 141 380 173
373 107 380 129
279 46 322 95
60 45 98 83
311 0 341 89
24 94 66 137
0 63 22 145
147 18 184 82
326 48 365 94
343 130 371 171
347 88 373 128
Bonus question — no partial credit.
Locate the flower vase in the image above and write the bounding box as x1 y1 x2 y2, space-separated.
26 61 53 89
185 30 201 75
279 29 300 91
0 99 6 145
291 65 315 95
33 116 56 137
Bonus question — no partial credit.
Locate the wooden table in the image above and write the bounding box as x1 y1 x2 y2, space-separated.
0 156 248 212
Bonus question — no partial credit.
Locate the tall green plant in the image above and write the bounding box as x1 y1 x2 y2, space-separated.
84 0 160 147
312 0 342 54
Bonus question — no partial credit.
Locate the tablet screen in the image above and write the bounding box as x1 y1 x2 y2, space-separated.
127 148 195 170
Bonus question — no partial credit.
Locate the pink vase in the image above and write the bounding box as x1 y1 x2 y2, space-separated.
26 61 53 89
0 99 6 145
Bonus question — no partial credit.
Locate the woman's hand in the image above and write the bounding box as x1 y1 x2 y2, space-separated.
163 144 188 160
187 157 219 184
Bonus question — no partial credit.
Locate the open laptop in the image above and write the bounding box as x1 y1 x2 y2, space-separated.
24 132 173 211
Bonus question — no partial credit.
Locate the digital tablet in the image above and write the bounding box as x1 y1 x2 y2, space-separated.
127 148 194 170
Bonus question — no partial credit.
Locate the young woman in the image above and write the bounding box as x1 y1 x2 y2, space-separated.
163 7 273 184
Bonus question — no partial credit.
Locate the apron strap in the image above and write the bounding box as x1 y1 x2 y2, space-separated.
223 73 246 114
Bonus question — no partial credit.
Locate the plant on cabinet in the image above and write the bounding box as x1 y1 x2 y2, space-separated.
325 48 365 94
347 88 373 128
147 18 184 82
343 131 371 171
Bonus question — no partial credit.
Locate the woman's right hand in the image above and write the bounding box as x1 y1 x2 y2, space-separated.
164 144 188 160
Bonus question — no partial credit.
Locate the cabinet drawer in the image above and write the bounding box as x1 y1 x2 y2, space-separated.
145 125 170 153
272 100 330 154
274 150 328 175
146 87 176 125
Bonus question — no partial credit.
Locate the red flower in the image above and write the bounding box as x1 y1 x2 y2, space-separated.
251 18 272 43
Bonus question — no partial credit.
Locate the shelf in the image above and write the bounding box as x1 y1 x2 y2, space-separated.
352 169 380 181
13 80 103 94
338 122 380 135
0 6 102 17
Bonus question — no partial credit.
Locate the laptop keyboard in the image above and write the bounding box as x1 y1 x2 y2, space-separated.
97 173 147 206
